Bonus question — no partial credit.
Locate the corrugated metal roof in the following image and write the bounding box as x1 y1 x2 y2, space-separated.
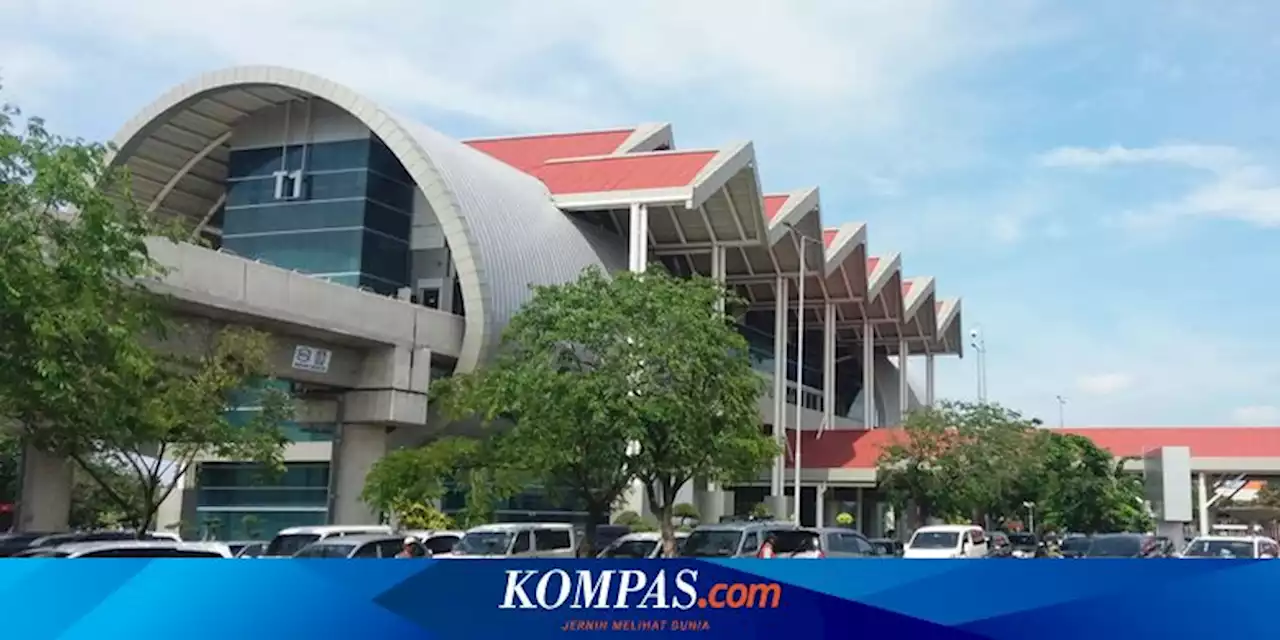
530 151 718 195
464 129 636 173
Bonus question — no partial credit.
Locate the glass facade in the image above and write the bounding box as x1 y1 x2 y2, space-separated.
222 137 414 296
226 379 333 443
441 483 603 526
737 311 865 418
195 462 329 541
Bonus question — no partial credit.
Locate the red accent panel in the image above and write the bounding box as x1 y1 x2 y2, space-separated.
867 257 881 274
822 228 839 248
764 195 788 220
902 281 914 298
788 427 1280 469
465 129 635 173
531 151 717 195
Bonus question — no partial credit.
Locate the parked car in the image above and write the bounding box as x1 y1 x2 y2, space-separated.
903 525 988 559
1006 532 1041 558
868 538 904 557
233 541 266 558
1180 535 1280 559
680 521 799 558
1059 534 1091 558
294 534 426 558
598 532 689 558
447 523 577 558
261 525 394 558
815 528 880 557
402 530 464 556
1082 533 1169 558
986 532 1012 558
0 532 55 557
13 540 232 558
592 525 632 550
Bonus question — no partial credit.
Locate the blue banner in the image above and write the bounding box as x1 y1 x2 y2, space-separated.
0 559 1265 639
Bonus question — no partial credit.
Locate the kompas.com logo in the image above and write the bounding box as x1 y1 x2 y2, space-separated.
498 569 782 610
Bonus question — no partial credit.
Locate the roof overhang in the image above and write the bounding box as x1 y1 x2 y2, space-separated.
881 277 939 355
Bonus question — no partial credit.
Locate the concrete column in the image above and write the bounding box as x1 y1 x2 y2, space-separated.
154 468 189 533
1198 472 1210 537
855 487 865 534
768 276 789 519
925 353 936 406
862 319 875 428
16 443 72 532
815 482 828 527
329 422 388 524
693 477 727 526
898 338 909 420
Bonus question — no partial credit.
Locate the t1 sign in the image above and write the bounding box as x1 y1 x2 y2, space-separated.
292 344 333 374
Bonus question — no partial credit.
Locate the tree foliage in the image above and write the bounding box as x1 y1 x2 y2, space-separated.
361 436 525 529
879 401 1151 534
0 100 290 532
435 267 775 556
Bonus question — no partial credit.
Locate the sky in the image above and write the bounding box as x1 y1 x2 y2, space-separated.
2 0 1279 427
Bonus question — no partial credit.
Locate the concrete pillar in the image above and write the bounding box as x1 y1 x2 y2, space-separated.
154 468 189 533
329 423 388 524
693 477 728 525
16 443 72 532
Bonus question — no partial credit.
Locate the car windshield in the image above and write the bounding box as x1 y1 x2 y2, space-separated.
456 532 513 555
770 530 821 554
681 530 744 557
601 539 658 558
909 531 960 549
1008 534 1037 547
264 534 321 557
871 540 896 553
1183 539 1256 558
1087 535 1142 557
293 543 355 558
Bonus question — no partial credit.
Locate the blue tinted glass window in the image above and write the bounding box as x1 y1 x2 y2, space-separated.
361 231 409 286
223 200 366 235
223 229 363 274
225 176 279 207
199 461 329 489
366 171 414 212
228 146 302 179
368 137 411 183
304 170 366 201
307 139 370 173
364 201 412 239
192 509 325 542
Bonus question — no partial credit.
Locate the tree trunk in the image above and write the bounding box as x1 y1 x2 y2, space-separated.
659 503 677 558
580 503 605 558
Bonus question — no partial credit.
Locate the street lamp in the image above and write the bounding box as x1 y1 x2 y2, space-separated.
782 221 822 526
969 327 987 402
1023 501 1036 534
1055 395 1067 428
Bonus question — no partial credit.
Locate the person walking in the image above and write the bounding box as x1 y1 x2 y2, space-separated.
395 537 420 558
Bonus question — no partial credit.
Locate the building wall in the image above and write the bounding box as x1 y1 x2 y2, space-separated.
221 101 417 297
193 461 330 541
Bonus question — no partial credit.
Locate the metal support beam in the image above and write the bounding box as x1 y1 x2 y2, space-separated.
771 276 789 504
628 203 649 273
863 318 875 428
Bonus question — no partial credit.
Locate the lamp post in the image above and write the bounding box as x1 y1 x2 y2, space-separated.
1055 395 1067 428
1023 501 1036 534
969 326 987 402
782 222 822 526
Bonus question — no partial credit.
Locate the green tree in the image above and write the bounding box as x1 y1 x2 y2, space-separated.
362 436 524 529
673 502 700 528
750 502 774 520
596 268 775 556
1025 432 1150 534
0 102 290 532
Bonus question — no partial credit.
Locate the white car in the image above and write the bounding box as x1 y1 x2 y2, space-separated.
597 532 689 558
903 525 988 559
1180 535 1279 559
261 525 394 558
14 540 232 558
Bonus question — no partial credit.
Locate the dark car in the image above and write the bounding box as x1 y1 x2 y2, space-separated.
0 532 56 557
1059 534 1092 558
1006 532 1041 558
869 538 903 557
986 532 1013 557
1083 533 1168 558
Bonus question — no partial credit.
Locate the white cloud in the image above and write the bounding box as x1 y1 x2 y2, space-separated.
1075 372 1135 396
2 0 1051 137
1037 143 1280 228
1232 405 1280 426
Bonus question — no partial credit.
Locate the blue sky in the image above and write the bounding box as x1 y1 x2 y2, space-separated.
3 0 1279 427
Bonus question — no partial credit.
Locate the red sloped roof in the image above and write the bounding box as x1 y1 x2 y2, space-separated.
786 427 1280 470
903 281 914 297
867 257 881 273
1055 428 1280 459
464 129 636 173
530 151 717 195
764 195 788 220
822 228 838 248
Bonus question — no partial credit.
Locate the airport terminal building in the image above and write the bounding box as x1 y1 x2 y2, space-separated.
20 66 969 539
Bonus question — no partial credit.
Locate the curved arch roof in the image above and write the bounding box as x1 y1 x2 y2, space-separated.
108 66 626 372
